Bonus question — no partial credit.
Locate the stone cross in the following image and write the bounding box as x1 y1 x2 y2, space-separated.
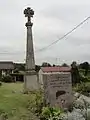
24 7 34 26
24 7 35 72
23 7 39 91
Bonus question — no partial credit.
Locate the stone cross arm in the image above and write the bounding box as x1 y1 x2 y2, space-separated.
24 7 34 18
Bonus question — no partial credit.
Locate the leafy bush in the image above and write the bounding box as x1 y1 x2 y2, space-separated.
73 82 90 96
41 107 64 120
26 90 44 115
0 109 8 120
0 82 2 86
79 73 89 82
26 90 64 120
1 75 12 83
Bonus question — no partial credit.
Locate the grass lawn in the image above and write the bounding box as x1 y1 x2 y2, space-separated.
0 82 37 120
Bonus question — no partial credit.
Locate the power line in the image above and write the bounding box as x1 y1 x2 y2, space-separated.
0 16 90 55
0 52 25 55
36 16 90 52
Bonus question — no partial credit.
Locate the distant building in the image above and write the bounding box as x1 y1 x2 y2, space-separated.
0 61 14 76
10 71 25 82
38 66 71 87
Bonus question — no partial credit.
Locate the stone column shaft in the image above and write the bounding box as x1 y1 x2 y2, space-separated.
26 25 35 71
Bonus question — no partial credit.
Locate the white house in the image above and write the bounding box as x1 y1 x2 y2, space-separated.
0 61 14 76
38 66 71 88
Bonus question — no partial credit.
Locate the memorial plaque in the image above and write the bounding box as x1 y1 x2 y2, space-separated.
43 72 73 108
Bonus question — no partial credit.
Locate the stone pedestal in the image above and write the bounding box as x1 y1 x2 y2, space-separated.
43 72 73 108
24 72 39 91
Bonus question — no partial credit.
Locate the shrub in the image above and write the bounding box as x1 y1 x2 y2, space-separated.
41 107 64 120
0 82 2 86
73 82 90 96
0 109 8 120
26 90 64 120
27 90 44 114
79 73 90 82
1 75 12 83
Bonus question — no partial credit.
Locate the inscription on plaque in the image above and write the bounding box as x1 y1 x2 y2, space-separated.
43 73 73 108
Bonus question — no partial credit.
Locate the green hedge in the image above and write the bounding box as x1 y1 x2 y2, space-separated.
73 82 90 96
1 75 12 83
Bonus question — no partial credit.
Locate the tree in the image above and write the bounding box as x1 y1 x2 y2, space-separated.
61 63 69 67
42 62 51 67
79 62 89 76
71 61 80 85
35 65 41 72
13 68 19 73
53 64 56 67
14 63 25 71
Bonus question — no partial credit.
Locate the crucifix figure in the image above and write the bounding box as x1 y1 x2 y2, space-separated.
24 7 35 71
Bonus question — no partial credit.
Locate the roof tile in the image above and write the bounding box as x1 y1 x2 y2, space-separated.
41 66 71 72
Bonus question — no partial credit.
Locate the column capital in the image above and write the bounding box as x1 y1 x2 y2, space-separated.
25 22 33 27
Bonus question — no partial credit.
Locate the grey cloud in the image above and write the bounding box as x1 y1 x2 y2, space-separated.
41 5 90 19
0 0 90 64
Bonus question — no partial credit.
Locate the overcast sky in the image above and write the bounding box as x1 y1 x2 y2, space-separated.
0 0 90 65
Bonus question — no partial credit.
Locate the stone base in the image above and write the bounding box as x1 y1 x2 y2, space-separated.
24 72 39 91
43 73 73 108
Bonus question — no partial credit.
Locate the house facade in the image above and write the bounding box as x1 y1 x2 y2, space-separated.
0 61 14 76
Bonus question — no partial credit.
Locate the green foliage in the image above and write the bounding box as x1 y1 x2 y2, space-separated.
71 61 81 85
41 107 63 120
1 75 12 83
71 63 90 85
79 62 90 76
79 73 90 82
35 65 41 72
14 63 25 71
13 68 19 73
73 82 90 96
26 90 64 120
26 90 44 115
41 107 51 119
42 62 51 67
61 63 69 67
0 110 8 120
0 82 2 86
